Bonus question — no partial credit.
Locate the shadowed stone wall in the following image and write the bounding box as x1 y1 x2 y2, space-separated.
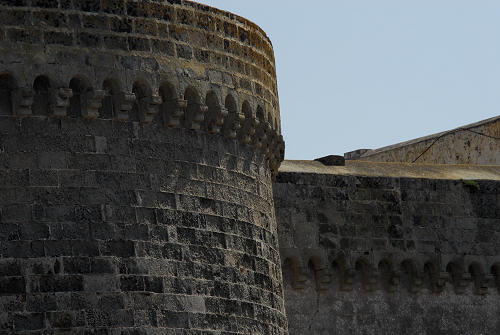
274 161 500 335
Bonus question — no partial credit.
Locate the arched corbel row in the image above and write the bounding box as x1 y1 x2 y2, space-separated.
279 252 500 296
0 72 284 171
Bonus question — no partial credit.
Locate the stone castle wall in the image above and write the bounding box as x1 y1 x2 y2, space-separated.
274 161 500 335
0 1 287 333
352 116 500 165
2 0 500 334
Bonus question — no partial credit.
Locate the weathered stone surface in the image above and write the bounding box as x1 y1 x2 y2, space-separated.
0 1 287 334
275 160 500 335
350 116 500 164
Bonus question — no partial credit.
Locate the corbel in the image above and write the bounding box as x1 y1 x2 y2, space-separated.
163 98 186 128
186 103 207 131
82 89 105 119
114 92 136 121
12 87 34 117
225 112 244 140
238 114 257 144
140 94 161 124
49 87 73 117
207 106 229 135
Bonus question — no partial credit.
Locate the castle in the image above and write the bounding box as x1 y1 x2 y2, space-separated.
0 1 498 334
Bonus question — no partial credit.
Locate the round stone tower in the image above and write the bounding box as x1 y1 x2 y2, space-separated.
0 1 286 334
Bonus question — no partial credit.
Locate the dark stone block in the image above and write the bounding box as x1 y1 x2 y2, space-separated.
128 37 150 51
44 31 73 46
74 0 100 12
110 17 133 33
97 294 125 310
5 241 45 258
101 0 124 14
0 277 25 294
145 277 163 293
82 14 109 30
63 257 91 274
158 311 188 328
162 243 183 261
120 275 144 292
12 313 44 331
142 57 159 71
194 48 210 63
37 275 84 292
78 32 101 48
120 55 142 70
31 0 58 8
0 260 21 276
26 294 57 312
0 0 27 6
103 35 128 51
0 9 32 26
7 28 43 44
102 240 135 258
90 258 116 274
176 44 192 60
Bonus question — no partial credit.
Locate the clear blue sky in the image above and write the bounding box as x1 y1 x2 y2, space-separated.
201 0 500 160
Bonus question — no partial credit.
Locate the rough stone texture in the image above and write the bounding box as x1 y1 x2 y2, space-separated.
274 160 500 335
0 0 284 173
1 0 500 334
347 116 500 164
0 117 287 334
0 1 287 334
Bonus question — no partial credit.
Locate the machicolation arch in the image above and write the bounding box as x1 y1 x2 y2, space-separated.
0 70 284 175
280 251 500 296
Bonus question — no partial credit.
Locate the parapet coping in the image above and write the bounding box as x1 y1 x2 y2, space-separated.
353 114 500 158
279 160 500 180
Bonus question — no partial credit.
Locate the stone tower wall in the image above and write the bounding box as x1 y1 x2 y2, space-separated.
0 1 287 334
